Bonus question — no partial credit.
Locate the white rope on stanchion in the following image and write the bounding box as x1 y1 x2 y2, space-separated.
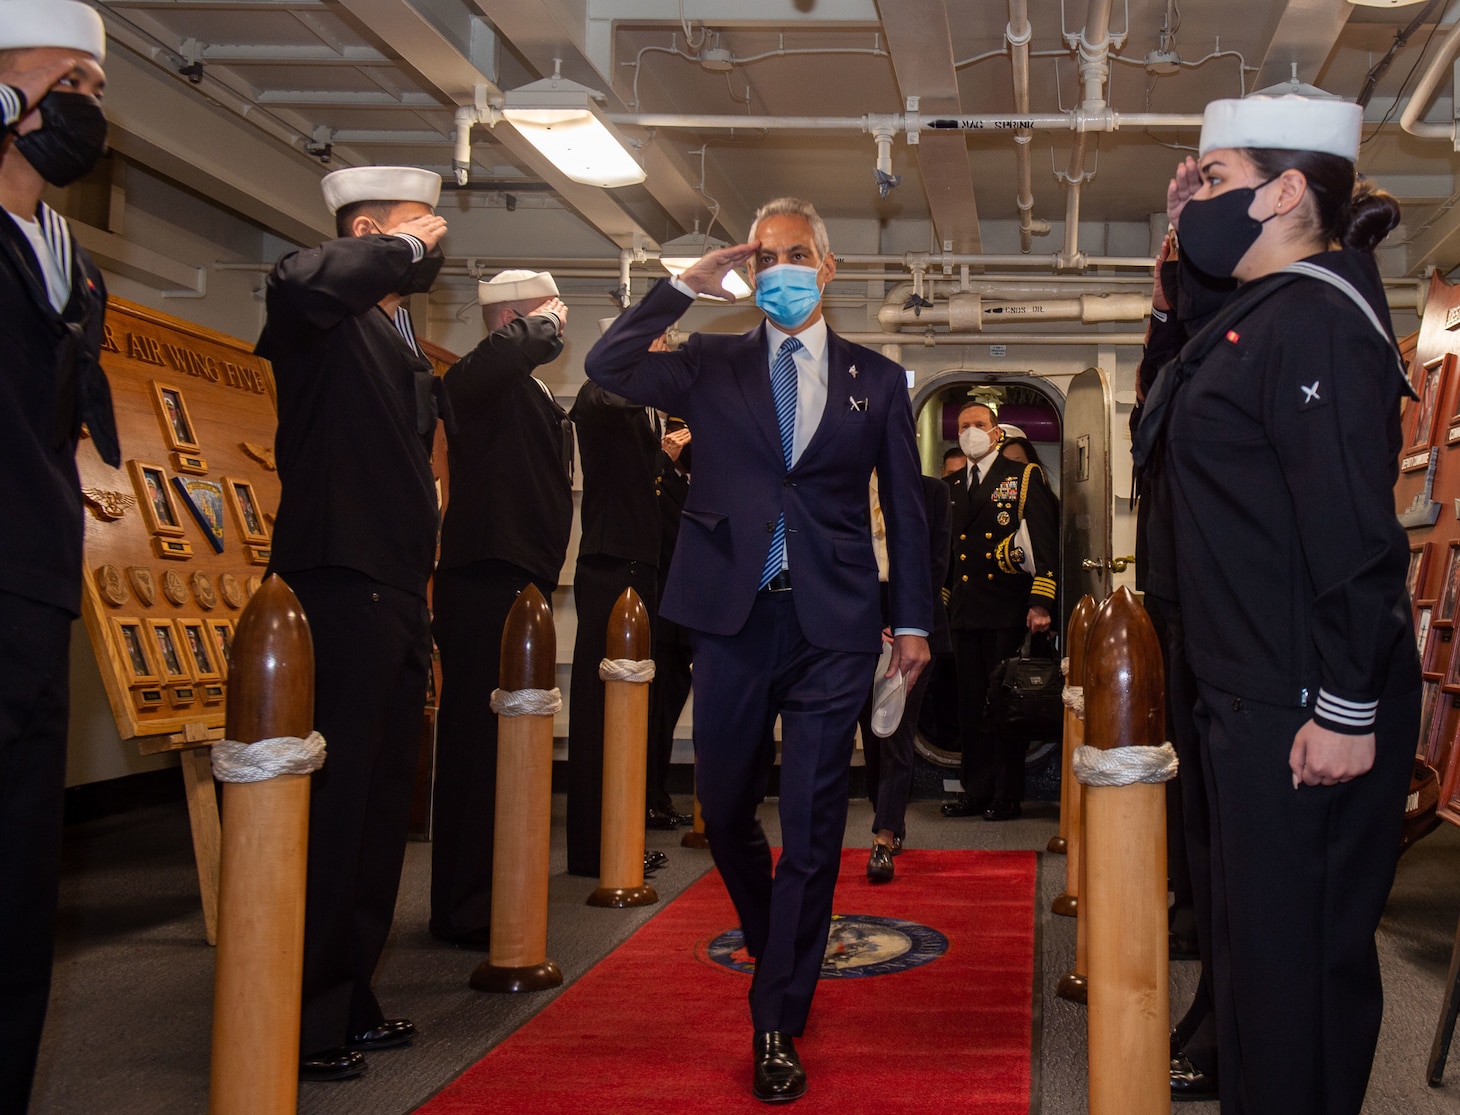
211 731 326 784
599 658 656 683
1072 742 1179 787
491 687 563 718
1063 685 1085 719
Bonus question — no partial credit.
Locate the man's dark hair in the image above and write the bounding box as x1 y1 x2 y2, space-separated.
334 199 399 239
942 445 967 464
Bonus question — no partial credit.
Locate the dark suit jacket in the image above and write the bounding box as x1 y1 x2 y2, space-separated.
570 381 660 566
946 453 1059 630
0 209 115 616
585 280 932 653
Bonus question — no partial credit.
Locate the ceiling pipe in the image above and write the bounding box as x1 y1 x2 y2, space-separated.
1399 20 1460 145
1007 0 1048 253
876 290 1150 332
1058 0 1114 268
610 109 1202 131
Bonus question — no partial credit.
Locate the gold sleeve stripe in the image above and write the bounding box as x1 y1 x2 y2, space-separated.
1031 577 1057 599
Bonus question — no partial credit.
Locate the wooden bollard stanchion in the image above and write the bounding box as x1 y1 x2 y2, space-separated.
588 588 658 908
208 575 317 1115
470 585 564 993
1080 585 1174 1115
1055 595 1097 1003
681 789 709 849
1051 594 1097 871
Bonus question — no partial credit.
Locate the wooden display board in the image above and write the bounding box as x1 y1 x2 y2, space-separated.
75 298 280 743
73 296 454 941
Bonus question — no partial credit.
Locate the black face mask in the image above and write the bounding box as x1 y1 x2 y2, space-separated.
14 92 108 187
1177 176 1279 278
398 243 444 295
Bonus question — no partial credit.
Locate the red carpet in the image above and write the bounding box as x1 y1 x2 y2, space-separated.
415 848 1037 1114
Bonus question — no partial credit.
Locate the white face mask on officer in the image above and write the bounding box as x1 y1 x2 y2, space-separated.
959 424 994 461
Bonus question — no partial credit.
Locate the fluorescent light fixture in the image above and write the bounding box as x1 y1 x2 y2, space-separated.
501 70 645 188
659 227 752 300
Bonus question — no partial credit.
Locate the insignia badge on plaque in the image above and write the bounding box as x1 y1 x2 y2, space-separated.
95 564 128 607
172 477 226 554
218 573 245 610
127 566 156 607
190 571 217 610
162 569 188 606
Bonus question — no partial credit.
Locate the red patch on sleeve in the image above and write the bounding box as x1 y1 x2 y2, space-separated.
1225 330 1240 344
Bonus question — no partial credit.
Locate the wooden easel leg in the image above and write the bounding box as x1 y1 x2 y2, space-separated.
1427 908 1460 1085
180 747 222 946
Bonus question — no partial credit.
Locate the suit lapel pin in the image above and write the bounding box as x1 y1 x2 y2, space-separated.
848 364 858 378
849 396 868 412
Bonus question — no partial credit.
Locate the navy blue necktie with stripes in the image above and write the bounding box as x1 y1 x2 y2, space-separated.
759 336 803 589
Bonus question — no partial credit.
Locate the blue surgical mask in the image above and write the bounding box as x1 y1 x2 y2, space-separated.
754 263 824 330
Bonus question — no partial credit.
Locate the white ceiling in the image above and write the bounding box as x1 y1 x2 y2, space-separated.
90 0 1460 277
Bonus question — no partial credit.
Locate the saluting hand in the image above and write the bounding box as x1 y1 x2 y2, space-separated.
533 297 568 330
676 240 760 302
1167 156 1202 231
394 213 448 251
2 58 79 124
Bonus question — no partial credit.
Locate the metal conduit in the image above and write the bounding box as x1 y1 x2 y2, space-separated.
1400 21 1460 143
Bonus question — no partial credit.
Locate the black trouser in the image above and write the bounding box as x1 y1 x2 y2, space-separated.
286 569 430 1056
0 593 71 1115
856 663 933 840
430 561 556 939
1146 594 1217 1078
646 612 692 816
1194 679 1415 1115
566 555 658 877
953 625 1026 804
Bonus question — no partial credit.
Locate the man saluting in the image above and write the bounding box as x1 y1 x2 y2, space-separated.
256 165 447 1082
586 197 932 1104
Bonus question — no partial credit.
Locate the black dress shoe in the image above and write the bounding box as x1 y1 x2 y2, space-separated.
890 835 904 856
300 1047 366 1082
983 800 1022 822
941 795 990 817
646 808 678 830
1170 1051 1217 1101
347 1018 415 1050
866 842 895 883
430 926 492 951
667 811 694 827
644 849 668 873
752 1031 807 1103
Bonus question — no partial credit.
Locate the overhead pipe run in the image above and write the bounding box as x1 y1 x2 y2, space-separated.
1399 20 1460 146
876 291 1150 332
1059 0 1115 265
1007 0 1050 253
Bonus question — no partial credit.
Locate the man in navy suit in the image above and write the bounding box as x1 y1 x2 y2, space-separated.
586 197 932 1104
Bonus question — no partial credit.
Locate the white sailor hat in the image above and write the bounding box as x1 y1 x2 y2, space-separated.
479 269 559 305
1199 95 1363 162
320 166 441 215
999 422 1026 440
0 0 106 62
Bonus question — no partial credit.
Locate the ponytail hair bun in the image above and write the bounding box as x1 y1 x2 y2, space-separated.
1343 179 1401 254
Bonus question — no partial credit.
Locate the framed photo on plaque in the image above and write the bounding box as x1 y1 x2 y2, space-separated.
1439 543 1460 624
1410 543 1434 608
148 619 190 682
177 619 222 684
110 617 161 688
1408 355 1448 456
207 618 234 676
151 381 201 454
128 461 184 538
222 476 270 546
